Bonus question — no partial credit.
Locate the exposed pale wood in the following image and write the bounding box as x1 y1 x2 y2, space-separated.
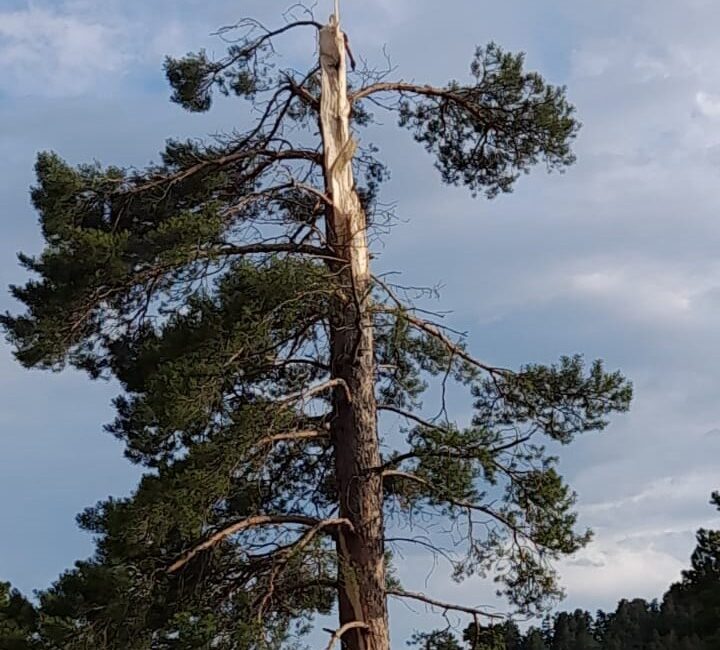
326 622 369 650
319 11 390 650
319 21 368 285
168 516 352 574
254 429 329 448
168 515 322 573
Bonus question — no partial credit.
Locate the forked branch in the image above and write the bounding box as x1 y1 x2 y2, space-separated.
325 622 369 650
168 515 350 573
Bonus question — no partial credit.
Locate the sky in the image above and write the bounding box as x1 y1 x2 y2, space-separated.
1 0 720 643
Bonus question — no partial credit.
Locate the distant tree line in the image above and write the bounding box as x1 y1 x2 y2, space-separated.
411 492 720 650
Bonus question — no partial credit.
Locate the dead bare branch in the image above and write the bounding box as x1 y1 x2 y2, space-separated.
387 588 503 620
280 378 352 406
325 622 370 650
168 514 345 573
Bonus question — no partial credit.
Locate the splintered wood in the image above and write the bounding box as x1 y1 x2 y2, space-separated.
319 11 391 650
319 17 369 284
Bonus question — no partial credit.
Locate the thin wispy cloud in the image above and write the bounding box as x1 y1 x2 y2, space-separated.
0 6 126 96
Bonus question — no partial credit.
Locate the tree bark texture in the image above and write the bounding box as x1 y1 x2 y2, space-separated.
319 14 390 650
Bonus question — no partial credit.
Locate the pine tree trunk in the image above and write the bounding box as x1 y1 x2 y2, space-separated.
319 16 390 650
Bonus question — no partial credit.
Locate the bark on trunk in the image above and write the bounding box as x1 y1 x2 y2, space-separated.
319 14 390 650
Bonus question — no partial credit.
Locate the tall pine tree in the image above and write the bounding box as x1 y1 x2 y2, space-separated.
2 5 632 649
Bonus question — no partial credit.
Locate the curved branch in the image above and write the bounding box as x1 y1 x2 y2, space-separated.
351 82 496 127
352 81 452 102
205 20 323 87
391 308 505 376
220 19 323 50
378 404 447 431
168 514 333 573
386 536 459 568
325 622 369 650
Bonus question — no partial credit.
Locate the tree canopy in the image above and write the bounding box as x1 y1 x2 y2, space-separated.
0 6 631 650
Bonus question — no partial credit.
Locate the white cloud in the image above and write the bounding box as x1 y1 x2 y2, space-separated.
568 264 695 326
0 6 127 96
560 546 685 607
695 91 720 118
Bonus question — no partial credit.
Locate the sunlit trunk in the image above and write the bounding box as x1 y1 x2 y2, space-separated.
319 14 390 650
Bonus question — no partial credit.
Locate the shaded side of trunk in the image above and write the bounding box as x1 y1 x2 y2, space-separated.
319 16 390 650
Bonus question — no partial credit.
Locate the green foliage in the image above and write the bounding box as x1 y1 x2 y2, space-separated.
472 356 632 445
399 43 578 199
165 47 264 112
106 259 333 466
416 492 720 650
463 621 523 650
0 583 38 650
384 355 630 614
0 11 628 649
409 630 464 650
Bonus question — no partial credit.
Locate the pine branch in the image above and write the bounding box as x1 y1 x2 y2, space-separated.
404 312 503 376
351 82 497 124
378 433 535 473
378 404 448 431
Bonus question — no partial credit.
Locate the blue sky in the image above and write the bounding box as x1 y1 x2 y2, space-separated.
1 0 720 642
